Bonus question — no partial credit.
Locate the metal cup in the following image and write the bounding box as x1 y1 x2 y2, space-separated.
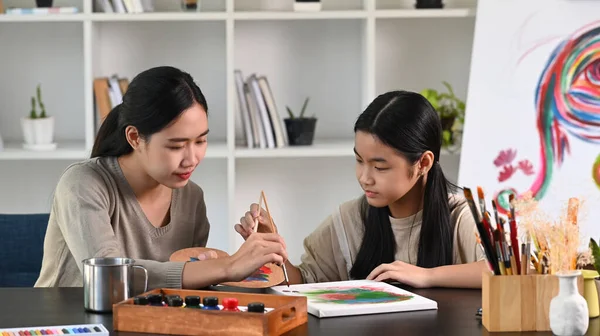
82 257 148 313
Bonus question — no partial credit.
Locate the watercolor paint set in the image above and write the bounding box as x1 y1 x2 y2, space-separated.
113 288 307 336
269 279 438 318
0 324 108 336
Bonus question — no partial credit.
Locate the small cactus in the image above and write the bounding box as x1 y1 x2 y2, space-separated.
29 96 37 119
37 84 47 118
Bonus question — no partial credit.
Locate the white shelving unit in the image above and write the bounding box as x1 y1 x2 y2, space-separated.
0 0 477 264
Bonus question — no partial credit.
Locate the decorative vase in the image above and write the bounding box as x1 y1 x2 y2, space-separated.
582 270 599 318
415 0 443 9
284 118 317 146
549 271 589 335
35 0 53 7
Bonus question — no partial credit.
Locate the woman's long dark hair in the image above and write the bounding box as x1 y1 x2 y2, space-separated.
91 66 208 158
349 90 458 279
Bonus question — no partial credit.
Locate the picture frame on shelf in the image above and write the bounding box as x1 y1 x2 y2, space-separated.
415 0 444 9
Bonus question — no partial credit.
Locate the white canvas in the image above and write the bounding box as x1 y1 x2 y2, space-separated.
270 280 437 318
458 0 600 242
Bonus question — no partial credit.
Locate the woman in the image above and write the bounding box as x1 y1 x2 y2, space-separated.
235 90 486 288
35 66 287 290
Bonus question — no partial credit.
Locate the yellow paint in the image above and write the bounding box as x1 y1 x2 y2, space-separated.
582 270 599 318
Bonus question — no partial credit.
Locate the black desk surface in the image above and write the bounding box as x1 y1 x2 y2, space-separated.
0 287 598 335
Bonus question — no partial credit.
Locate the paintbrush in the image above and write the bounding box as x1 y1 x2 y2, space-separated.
253 193 263 233
260 190 290 287
477 186 487 218
507 194 521 274
464 187 500 275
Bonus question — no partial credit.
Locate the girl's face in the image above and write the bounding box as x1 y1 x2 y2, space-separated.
132 102 209 189
354 131 423 209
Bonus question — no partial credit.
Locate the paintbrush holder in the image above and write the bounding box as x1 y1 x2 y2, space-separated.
482 271 584 332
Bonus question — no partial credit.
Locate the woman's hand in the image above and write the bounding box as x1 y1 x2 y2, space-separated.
224 232 288 282
366 261 433 288
234 203 278 240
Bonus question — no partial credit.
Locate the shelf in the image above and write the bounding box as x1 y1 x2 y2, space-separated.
0 142 229 160
0 14 85 22
375 8 476 18
0 9 476 23
233 10 367 20
235 140 461 158
0 141 88 160
89 12 228 22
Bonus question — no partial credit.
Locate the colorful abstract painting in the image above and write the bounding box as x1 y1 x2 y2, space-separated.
270 280 437 318
300 286 413 305
459 0 600 241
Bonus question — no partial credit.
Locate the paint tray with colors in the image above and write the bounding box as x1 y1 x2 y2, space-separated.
112 288 307 336
0 324 108 336
270 280 437 318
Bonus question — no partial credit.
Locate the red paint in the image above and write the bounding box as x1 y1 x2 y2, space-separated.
222 298 240 312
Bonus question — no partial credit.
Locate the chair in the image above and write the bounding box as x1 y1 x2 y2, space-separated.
0 213 49 287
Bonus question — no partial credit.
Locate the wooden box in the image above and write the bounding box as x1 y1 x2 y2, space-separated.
113 288 308 336
482 271 584 332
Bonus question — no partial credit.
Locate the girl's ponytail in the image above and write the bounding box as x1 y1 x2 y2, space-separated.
417 161 455 268
90 104 132 158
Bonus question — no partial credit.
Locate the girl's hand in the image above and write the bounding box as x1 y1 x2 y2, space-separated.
234 203 278 240
366 261 433 288
225 232 288 281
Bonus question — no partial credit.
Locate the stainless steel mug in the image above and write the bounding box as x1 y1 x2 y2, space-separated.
82 257 148 313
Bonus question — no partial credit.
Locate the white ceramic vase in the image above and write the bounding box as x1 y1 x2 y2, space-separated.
549 271 589 336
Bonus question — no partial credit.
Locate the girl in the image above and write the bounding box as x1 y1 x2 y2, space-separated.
35 66 287 291
235 90 486 288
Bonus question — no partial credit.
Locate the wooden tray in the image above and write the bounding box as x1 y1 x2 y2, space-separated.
113 288 308 336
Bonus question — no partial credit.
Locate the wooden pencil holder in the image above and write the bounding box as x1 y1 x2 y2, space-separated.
482 271 584 332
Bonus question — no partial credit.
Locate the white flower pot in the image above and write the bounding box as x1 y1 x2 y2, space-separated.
20 116 55 149
549 270 589 336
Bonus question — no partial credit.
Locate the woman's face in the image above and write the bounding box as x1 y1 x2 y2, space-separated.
354 131 422 209
137 102 209 189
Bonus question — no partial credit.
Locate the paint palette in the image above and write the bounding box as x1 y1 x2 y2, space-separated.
0 324 108 336
113 288 307 336
270 280 438 318
169 247 285 288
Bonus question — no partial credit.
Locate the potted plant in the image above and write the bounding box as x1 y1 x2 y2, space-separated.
284 97 317 146
415 0 443 9
420 81 465 152
21 84 55 150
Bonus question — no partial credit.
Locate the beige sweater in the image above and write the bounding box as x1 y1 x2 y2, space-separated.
34 156 210 290
298 194 485 283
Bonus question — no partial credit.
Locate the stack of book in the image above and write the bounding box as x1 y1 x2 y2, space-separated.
235 70 288 149
93 75 129 132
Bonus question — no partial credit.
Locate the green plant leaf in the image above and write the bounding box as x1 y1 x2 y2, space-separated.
590 238 600 273
29 96 37 119
442 130 452 146
286 106 294 119
299 97 310 118
421 89 440 110
442 81 455 97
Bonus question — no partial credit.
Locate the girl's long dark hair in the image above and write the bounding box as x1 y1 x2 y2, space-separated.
349 90 458 279
91 66 208 158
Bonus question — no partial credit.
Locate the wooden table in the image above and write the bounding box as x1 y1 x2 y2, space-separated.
0 287 598 335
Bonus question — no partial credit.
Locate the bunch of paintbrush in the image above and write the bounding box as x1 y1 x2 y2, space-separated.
464 187 532 276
